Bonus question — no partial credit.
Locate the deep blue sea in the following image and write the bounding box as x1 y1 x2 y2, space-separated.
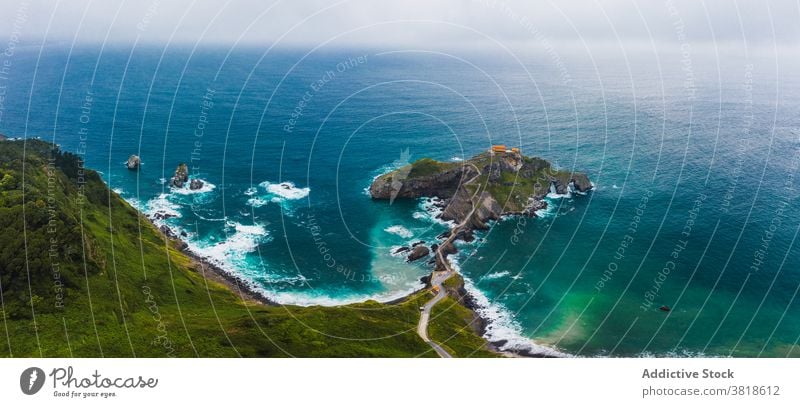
2 44 799 356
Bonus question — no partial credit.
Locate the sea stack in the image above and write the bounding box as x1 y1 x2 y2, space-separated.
126 155 141 170
171 163 189 188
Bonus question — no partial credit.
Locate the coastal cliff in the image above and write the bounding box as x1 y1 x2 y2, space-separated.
369 150 592 230
0 138 496 357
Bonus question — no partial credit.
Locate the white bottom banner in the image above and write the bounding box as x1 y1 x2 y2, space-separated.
1 358 797 406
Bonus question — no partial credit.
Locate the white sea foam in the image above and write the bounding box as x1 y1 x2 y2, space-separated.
417 197 456 227
246 197 270 208
546 182 573 199
384 225 413 238
263 285 423 307
144 193 182 221
450 156 463 162
231 222 268 236
636 349 709 358
244 186 257 196
186 221 270 273
534 198 556 218
125 197 142 211
481 270 511 280
259 181 310 201
462 276 570 357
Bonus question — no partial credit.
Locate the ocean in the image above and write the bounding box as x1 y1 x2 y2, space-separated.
2 44 799 356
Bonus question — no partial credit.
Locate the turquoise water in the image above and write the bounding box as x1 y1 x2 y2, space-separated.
2 45 799 356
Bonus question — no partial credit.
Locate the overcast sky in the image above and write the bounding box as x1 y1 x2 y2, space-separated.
1 0 798 50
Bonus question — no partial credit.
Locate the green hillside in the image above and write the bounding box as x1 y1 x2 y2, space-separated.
0 139 494 357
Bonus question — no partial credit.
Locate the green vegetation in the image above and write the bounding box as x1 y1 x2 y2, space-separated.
424 274 497 357
379 151 577 214
466 153 564 212
0 139 493 357
442 273 465 292
429 296 497 358
406 158 459 178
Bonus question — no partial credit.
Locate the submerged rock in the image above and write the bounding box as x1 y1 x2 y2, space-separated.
171 163 189 188
126 155 141 170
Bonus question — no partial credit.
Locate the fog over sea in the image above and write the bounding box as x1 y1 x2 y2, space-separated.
3 44 799 356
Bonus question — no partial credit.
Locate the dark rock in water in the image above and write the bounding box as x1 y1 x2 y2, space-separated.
551 179 568 195
180 231 188 237
393 246 410 255
152 212 175 221
159 225 176 238
440 242 457 256
571 173 593 193
368 161 477 201
455 228 474 242
126 155 141 170
430 243 439 252
659 305 671 312
406 245 430 262
419 275 431 286
170 163 189 188
437 231 450 240
189 178 204 190
411 240 426 247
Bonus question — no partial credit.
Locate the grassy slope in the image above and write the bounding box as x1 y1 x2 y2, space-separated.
466 153 568 212
407 158 460 178
429 274 497 357
0 139 492 357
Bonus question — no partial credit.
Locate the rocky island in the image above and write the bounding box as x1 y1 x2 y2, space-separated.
369 147 592 232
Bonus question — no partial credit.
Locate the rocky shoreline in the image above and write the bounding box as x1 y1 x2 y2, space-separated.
139 149 587 358
370 150 591 358
145 195 561 357
441 273 562 358
147 214 279 307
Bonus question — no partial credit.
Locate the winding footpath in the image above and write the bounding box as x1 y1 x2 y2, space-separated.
417 269 454 358
416 164 482 358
